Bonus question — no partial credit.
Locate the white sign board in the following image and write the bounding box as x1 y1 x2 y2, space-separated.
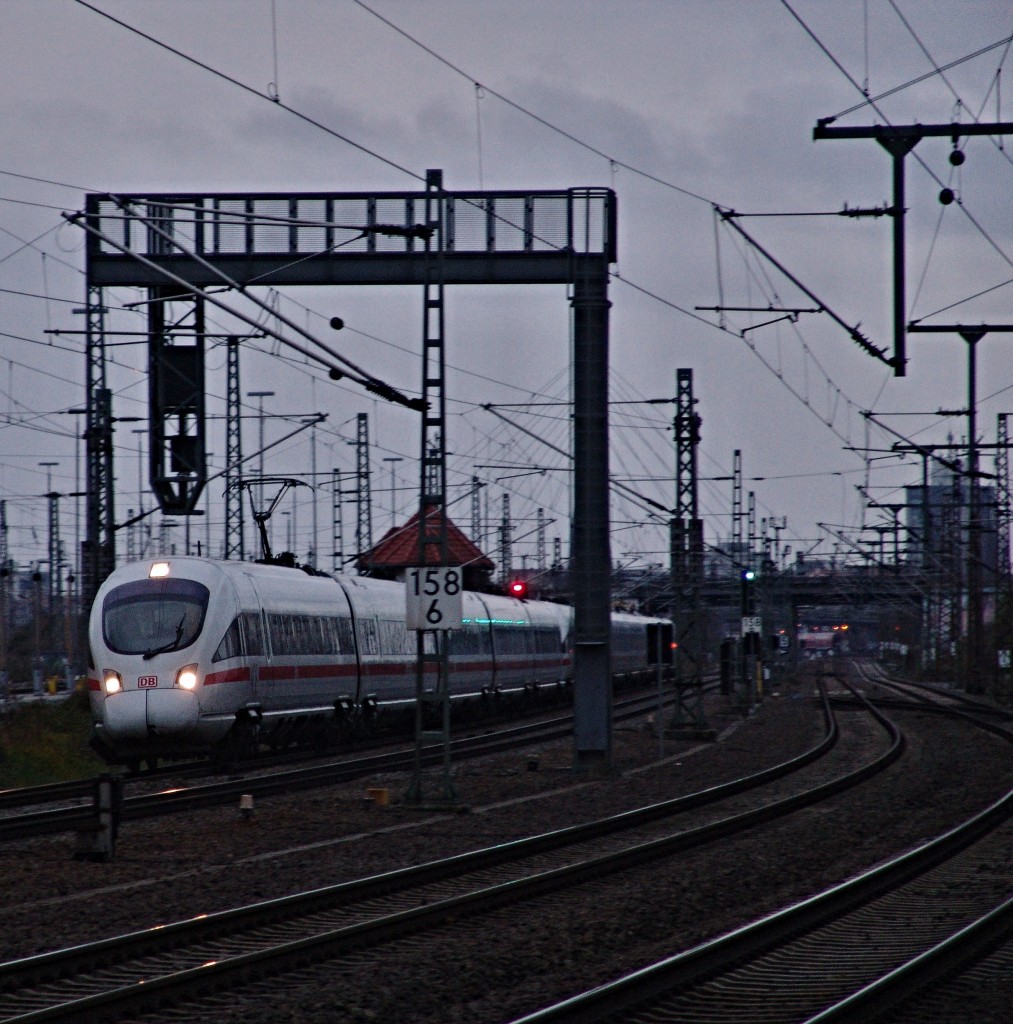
406 567 463 631
741 616 763 636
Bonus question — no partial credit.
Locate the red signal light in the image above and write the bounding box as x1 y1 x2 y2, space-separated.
508 579 528 599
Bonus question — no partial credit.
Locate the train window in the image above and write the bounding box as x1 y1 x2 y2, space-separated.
322 617 340 654
266 614 332 656
377 619 395 654
103 577 209 656
533 627 560 654
311 616 332 655
336 617 354 653
291 616 309 653
447 629 471 655
492 623 528 656
378 619 414 656
295 615 325 655
400 621 414 655
357 618 379 656
241 612 266 657
267 613 293 655
448 623 486 656
212 617 243 663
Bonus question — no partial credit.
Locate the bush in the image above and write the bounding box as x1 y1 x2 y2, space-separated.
0 693 106 787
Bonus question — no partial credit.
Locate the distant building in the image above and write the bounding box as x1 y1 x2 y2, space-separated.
904 461 999 586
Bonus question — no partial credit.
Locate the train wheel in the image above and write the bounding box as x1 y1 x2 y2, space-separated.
356 696 379 739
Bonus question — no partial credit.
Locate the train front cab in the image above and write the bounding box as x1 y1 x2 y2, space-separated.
89 558 242 762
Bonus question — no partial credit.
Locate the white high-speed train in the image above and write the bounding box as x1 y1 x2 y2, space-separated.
87 556 666 766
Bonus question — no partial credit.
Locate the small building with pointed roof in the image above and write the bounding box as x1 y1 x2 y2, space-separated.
356 506 495 590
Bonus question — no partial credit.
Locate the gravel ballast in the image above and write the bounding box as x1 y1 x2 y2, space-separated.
1 666 1009 1022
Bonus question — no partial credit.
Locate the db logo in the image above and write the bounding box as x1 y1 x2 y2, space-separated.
137 675 158 688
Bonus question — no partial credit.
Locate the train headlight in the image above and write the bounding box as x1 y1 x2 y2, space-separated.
175 665 199 690
103 670 122 695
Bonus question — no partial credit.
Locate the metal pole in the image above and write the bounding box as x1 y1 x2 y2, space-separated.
248 390 274 514
965 332 983 694
383 456 403 530
310 420 317 565
39 462 58 615
131 429 145 558
571 258 613 772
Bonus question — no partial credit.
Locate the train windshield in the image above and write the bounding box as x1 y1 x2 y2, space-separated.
103 578 210 657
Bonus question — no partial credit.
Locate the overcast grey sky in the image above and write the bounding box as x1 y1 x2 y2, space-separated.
2 1 1012 577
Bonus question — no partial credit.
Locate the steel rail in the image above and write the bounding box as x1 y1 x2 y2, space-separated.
0 682 704 841
801 897 1013 1024
0 678 903 1023
505 689 1013 1023
0 670 664 814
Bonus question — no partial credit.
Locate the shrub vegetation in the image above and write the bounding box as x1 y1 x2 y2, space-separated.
0 690 107 787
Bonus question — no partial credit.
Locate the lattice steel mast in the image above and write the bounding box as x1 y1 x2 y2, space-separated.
224 336 244 560
408 170 454 804
670 368 707 729
355 413 372 574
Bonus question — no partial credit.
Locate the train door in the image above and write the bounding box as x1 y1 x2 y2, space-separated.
243 574 277 710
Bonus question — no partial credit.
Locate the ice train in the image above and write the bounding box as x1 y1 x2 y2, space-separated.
87 556 666 766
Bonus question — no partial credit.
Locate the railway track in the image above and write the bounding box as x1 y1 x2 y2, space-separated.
510 801 1011 1023
505 674 1013 1024
0 674 911 1023
0 682 703 842
854 661 1013 719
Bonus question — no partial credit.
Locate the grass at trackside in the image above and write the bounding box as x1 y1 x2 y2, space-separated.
0 691 108 787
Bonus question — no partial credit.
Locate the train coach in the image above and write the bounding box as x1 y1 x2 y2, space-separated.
87 556 667 767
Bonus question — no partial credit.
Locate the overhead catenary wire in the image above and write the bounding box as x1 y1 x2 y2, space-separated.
62 206 424 412
59 0 987 484
108 196 420 405
3 2 1007 569
71 0 420 185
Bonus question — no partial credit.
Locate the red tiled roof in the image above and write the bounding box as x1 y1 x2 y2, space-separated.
361 506 494 570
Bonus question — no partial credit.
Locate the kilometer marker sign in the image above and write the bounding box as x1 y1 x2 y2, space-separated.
405 567 463 630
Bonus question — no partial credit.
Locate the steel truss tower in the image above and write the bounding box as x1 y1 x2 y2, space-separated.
46 491 62 616
355 413 372 574
83 285 114 604
224 336 244 560
331 468 345 575
670 368 707 729
0 501 8 686
997 414 1012 699
499 493 512 583
470 476 483 551
408 170 454 803
537 507 546 570
732 450 743 563
997 414 1010 581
